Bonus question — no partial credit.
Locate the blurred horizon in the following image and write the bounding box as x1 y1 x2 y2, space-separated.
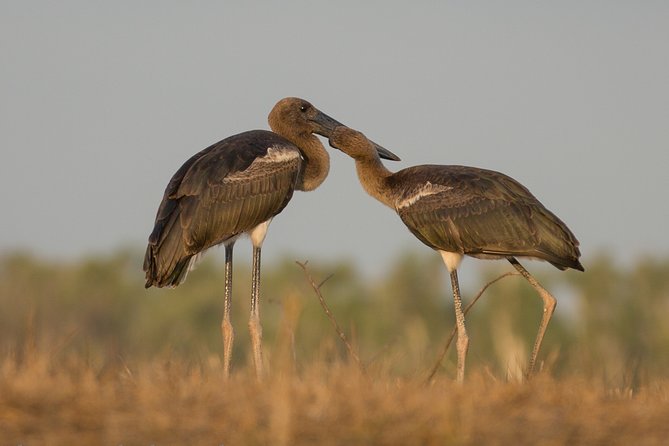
2 247 668 384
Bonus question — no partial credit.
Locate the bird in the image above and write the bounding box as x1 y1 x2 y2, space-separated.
143 98 400 379
327 126 583 382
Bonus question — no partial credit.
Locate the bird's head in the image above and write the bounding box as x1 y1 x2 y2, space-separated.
268 97 341 138
269 97 400 161
329 126 400 162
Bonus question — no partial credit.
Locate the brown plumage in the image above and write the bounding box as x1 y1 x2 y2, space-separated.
143 98 400 379
143 130 302 288
391 165 583 271
328 126 583 382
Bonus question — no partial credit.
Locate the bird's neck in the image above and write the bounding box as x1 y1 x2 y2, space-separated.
354 157 394 208
294 134 331 192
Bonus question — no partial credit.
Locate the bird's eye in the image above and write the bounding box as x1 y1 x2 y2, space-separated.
299 105 308 112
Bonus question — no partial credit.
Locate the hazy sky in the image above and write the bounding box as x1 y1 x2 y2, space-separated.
2 2 668 278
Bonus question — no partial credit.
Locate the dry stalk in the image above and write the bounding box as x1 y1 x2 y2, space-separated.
296 260 365 374
427 271 520 382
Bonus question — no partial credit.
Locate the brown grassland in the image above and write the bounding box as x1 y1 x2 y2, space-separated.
1 250 669 444
3 351 669 445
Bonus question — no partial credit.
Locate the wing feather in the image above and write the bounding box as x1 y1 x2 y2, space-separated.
393 165 583 270
144 130 302 287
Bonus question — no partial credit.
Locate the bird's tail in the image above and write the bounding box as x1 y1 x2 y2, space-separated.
143 245 195 288
532 207 584 271
143 202 196 288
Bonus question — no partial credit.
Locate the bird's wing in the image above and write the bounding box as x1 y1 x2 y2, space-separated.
177 145 302 251
172 132 302 251
393 165 581 269
144 131 302 286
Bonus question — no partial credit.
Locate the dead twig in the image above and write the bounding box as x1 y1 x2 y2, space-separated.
296 260 365 374
427 271 520 382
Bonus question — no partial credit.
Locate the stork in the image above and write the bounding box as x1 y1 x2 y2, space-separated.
327 126 583 382
143 98 400 378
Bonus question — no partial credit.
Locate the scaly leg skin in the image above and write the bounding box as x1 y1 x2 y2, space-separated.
249 246 264 380
508 257 557 377
221 243 235 380
450 270 469 384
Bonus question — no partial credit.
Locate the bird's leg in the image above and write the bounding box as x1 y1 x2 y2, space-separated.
249 245 264 380
449 270 469 384
507 257 557 377
222 242 235 379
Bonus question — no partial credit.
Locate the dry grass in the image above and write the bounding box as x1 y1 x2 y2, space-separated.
3 254 669 444
2 346 669 445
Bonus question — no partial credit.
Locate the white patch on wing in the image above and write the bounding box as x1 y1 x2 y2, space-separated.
261 146 302 163
224 146 301 183
395 182 452 209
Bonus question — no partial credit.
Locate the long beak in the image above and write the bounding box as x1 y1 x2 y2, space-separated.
310 110 344 138
311 111 401 161
372 141 401 161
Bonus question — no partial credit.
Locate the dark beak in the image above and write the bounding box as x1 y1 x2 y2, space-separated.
372 142 401 161
310 110 345 138
311 111 401 162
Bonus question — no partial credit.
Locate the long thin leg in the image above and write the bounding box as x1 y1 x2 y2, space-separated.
450 270 469 384
249 245 264 379
507 257 557 377
222 242 235 379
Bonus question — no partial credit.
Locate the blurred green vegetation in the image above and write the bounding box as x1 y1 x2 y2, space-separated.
1 248 668 385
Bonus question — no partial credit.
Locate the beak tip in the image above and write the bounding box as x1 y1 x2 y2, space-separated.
374 143 401 162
